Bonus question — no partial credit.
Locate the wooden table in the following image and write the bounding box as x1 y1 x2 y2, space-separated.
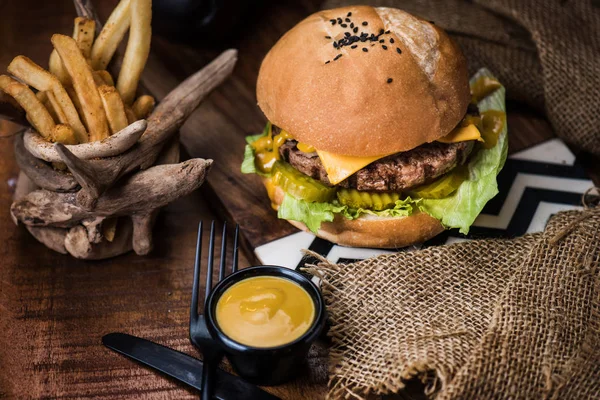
0 1 598 399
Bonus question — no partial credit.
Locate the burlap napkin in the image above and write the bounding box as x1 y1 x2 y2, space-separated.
307 205 600 399
323 0 600 158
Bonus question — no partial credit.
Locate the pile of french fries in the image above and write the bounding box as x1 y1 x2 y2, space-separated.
0 0 155 146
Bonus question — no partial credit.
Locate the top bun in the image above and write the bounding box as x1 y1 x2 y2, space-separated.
257 6 471 157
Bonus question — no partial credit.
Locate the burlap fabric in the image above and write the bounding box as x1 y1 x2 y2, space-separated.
307 206 600 399
323 0 600 157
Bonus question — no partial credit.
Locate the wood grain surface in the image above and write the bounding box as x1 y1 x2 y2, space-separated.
0 0 598 399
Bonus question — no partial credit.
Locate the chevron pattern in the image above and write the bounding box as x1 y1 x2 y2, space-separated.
253 139 595 268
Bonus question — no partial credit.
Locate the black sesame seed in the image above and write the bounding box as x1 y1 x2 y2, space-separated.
325 60 330 64
347 11 352 17
382 45 388 50
389 38 395 44
385 30 390 34
387 78 393 83
344 32 351 37
353 27 358 33
330 19 336 25
345 18 350 22
371 43 375 46
333 42 338 48
334 54 342 60
351 44 358 49
350 22 354 28
379 39 385 43
338 18 342 23
341 23 348 28
362 47 368 52
379 29 384 35
362 21 368 26
325 35 331 39
429 20 435 24
396 47 402 54
360 36 367 42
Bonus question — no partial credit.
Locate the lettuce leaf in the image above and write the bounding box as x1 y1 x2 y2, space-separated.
278 194 345 233
419 69 508 234
278 194 421 233
240 123 271 175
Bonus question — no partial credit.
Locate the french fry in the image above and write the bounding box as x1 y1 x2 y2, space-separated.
98 85 128 134
49 50 70 85
50 124 78 145
73 17 96 59
102 217 118 242
117 0 152 105
49 17 95 85
36 91 57 122
52 34 109 142
132 95 155 119
94 70 114 86
90 0 132 70
8 55 87 143
0 75 55 138
66 86 84 119
93 72 106 87
124 106 137 124
46 91 69 125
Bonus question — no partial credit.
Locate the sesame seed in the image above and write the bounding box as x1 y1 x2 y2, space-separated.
429 20 435 24
396 47 402 54
351 44 358 49
362 47 368 52
387 78 393 83
379 29 384 35
345 32 351 37
385 30 390 34
360 36 367 42
333 42 338 48
325 36 331 39
341 23 348 28
334 54 343 60
350 22 354 28
345 18 350 22
362 21 368 26
338 18 342 23
353 27 358 33
330 19 336 25
347 11 352 16
382 45 388 50
379 39 385 43
325 60 330 64
389 38 395 44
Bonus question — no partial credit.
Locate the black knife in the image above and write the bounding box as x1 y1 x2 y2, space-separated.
102 333 280 400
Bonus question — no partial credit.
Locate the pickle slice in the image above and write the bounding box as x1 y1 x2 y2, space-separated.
337 188 401 211
272 161 336 203
411 166 468 199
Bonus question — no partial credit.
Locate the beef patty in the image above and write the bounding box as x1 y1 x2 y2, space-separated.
279 140 475 191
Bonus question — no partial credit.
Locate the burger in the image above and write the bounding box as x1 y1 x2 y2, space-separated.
242 5 507 248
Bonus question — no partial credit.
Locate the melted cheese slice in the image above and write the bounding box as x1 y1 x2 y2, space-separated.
316 150 388 185
317 124 482 185
437 124 483 144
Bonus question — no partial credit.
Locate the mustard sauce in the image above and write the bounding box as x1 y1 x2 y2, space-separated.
216 276 315 348
471 76 502 103
479 110 506 149
252 125 317 173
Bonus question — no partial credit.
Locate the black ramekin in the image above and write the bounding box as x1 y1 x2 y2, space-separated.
205 265 326 386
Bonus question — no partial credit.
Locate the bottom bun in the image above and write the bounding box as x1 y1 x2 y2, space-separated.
264 178 444 249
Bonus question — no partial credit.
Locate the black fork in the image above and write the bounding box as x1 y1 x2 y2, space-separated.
190 221 239 400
